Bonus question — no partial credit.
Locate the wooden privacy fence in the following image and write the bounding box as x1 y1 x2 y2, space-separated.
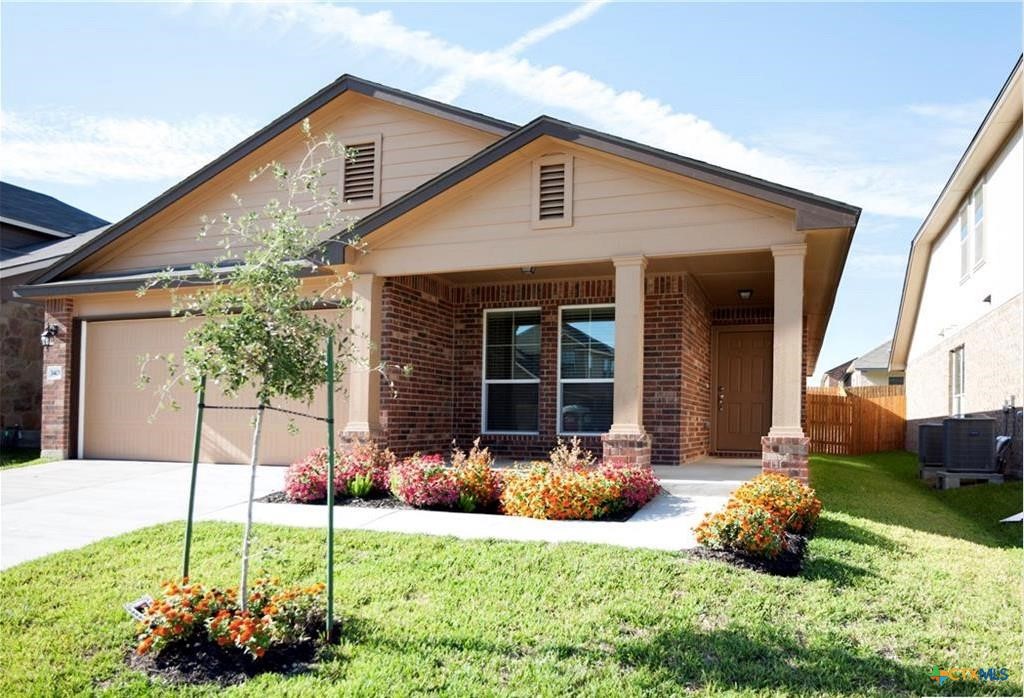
805 385 906 455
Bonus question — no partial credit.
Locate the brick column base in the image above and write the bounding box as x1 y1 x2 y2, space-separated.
601 431 652 468
41 298 74 460
339 429 386 453
761 434 810 482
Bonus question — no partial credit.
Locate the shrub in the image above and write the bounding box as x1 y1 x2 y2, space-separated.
732 473 822 534
389 454 461 508
284 448 328 503
284 441 395 502
693 501 787 558
600 463 661 510
347 473 374 499
548 436 596 470
451 438 501 511
500 463 619 520
136 578 325 660
334 440 396 497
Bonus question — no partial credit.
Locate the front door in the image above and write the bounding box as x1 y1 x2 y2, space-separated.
713 328 772 452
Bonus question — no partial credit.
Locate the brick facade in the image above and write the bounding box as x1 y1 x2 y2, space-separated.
378 276 455 456
40 298 74 459
378 272 716 465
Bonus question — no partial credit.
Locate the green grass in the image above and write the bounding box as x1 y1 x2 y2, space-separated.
0 452 1020 696
0 447 52 470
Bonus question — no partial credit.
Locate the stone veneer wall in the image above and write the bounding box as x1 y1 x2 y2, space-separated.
0 297 43 432
378 273 714 465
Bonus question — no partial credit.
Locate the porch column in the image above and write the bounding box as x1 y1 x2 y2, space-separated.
602 255 651 467
342 273 383 442
762 243 810 481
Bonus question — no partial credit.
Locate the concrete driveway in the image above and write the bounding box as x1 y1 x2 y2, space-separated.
1 460 284 570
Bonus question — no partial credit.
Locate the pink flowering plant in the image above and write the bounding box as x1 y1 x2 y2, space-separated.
599 463 662 510
389 454 461 508
283 448 328 503
284 441 396 503
450 438 502 512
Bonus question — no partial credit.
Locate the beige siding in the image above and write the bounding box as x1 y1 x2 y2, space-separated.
359 139 798 276
81 314 350 465
83 94 498 274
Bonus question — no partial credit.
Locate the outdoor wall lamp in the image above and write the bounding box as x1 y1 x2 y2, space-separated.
40 324 60 349
737 289 754 301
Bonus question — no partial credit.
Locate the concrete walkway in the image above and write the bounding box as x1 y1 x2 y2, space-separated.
1 460 285 569
1 458 758 569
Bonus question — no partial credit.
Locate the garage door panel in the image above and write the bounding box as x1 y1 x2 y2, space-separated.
83 315 350 465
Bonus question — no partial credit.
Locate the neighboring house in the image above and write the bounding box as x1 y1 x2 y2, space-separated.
890 57 1023 472
15 75 859 480
821 340 902 388
0 183 108 445
820 358 854 388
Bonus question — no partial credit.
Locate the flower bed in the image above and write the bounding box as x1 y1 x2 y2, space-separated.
278 438 663 521
129 578 329 685
692 473 822 576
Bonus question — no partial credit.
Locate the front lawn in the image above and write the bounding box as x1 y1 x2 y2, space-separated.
0 447 51 470
0 452 1020 696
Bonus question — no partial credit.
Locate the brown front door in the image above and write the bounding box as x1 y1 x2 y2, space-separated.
713 328 772 452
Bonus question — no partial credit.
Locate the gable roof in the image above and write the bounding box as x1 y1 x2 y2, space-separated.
30 75 517 285
340 115 860 246
851 339 892 371
1 182 108 239
0 226 108 280
822 358 854 384
890 56 1023 370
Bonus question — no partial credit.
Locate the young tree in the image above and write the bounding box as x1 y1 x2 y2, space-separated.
139 119 363 610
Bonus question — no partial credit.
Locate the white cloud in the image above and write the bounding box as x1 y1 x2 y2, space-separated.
237 2 962 219
0 109 255 184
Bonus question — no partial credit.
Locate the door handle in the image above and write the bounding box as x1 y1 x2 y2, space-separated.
717 385 725 411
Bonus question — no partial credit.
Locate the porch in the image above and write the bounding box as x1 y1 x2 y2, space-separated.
341 249 814 479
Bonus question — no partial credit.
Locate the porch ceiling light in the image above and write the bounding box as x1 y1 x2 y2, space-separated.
521 266 536 275
40 324 59 349
737 289 754 301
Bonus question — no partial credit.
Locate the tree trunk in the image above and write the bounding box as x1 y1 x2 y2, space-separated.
239 404 266 612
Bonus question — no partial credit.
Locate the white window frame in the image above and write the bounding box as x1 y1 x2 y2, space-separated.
971 180 985 270
557 303 615 436
958 206 970 284
481 307 541 435
950 345 965 417
531 153 574 230
339 133 383 210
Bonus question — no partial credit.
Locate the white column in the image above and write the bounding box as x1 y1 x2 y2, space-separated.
343 273 383 435
769 243 806 437
608 255 646 435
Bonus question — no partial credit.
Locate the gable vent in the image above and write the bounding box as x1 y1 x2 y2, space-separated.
537 163 566 219
343 142 377 202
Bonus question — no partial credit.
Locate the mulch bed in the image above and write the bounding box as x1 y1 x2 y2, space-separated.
127 636 320 687
256 489 663 522
688 533 807 576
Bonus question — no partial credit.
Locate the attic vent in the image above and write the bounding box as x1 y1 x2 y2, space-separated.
531 154 573 229
339 134 382 208
343 142 377 202
538 163 566 219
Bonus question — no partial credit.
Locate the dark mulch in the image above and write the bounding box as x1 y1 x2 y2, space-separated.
127 636 319 687
688 533 807 576
257 489 663 521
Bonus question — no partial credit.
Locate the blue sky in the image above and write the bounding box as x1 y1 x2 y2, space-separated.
2 1 1021 378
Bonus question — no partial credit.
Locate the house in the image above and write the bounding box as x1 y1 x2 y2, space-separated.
890 57 1023 474
820 340 902 388
0 182 107 446
14 76 860 480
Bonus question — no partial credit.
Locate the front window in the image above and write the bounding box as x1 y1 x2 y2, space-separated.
950 346 965 416
483 309 540 433
559 306 614 434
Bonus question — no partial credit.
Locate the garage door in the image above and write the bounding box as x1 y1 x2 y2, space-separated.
80 316 348 465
